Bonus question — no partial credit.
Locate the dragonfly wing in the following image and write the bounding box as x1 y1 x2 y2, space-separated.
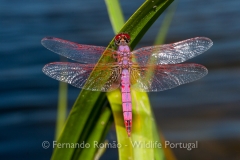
130 63 208 92
41 37 116 64
42 62 120 92
132 37 213 65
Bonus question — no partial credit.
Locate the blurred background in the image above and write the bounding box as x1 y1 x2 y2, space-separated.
1 0 240 159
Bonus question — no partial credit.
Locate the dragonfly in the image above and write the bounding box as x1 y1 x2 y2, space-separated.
42 33 213 136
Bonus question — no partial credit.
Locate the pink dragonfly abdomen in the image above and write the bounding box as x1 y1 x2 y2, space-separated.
118 42 133 137
121 69 132 137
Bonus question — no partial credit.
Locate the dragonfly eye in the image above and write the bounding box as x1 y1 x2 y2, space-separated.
123 33 130 42
114 38 121 45
124 37 130 43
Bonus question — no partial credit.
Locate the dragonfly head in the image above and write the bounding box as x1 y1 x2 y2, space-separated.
115 33 130 46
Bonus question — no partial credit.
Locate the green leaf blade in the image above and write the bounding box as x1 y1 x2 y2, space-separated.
105 0 125 33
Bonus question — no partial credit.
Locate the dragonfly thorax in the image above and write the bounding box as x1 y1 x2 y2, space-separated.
117 45 132 69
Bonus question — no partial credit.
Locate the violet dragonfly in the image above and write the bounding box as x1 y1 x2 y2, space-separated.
42 33 213 136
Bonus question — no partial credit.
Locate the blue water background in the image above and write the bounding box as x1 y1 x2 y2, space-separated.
1 0 240 159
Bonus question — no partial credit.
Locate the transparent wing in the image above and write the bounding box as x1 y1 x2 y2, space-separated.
41 37 116 64
131 37 213 65
130 63 208 92
42 62 121 92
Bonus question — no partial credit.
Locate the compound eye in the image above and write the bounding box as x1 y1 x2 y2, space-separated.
122 34 130 43
124 34 130 41
115 34 121 41
114 39 120 45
